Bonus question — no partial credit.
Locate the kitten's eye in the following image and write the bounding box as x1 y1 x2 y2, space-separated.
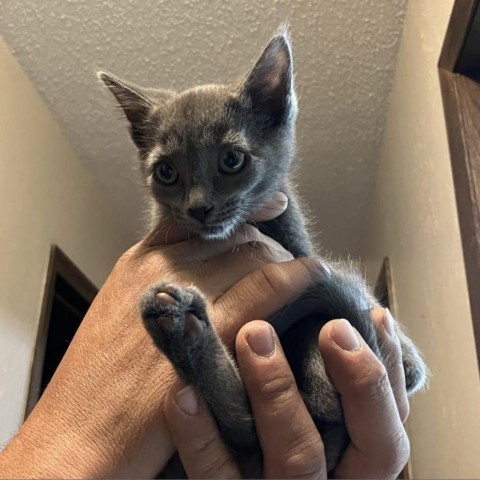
154 162 178 185
219 149 247 174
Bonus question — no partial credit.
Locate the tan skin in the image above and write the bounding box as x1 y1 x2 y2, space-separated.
165 310 410 479
0 196 410 479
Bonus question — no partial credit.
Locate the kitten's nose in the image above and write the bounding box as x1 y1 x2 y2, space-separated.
188 205 214 222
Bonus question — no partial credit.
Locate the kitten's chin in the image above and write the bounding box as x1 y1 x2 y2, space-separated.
199 222 238 240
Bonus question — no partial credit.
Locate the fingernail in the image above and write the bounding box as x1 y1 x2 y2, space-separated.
331 319 361 351
384 308 396 338
175 386 200 415
246 324 275 357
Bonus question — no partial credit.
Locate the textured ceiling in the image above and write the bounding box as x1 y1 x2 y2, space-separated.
0 0 407 256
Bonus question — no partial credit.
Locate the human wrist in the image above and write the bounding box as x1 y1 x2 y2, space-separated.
0 308 177 478
54 327 177 478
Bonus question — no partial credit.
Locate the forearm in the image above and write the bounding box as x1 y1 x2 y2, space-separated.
0 296 176 479
0 214 312 479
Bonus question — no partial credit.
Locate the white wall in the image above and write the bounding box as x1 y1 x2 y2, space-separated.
360 0 480 477
0 37 134 445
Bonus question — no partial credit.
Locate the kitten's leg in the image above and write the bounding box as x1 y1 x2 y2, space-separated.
271 261 429 395
274 265 428 471
140 282 262 478
280 318 347 473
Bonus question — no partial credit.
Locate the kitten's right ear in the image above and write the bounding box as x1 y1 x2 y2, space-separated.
240 30 296 126
98 71 154 151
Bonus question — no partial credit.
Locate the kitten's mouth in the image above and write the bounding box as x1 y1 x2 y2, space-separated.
171 216 238 240
171 207 243 240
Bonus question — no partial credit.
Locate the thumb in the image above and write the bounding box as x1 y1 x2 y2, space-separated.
214 257 323 345
249 192 288 222
143 215 195 247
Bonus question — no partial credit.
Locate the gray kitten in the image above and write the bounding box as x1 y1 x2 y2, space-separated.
99 30 427 478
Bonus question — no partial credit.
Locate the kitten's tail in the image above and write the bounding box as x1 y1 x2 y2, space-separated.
269 258 429 396
269 259 377 346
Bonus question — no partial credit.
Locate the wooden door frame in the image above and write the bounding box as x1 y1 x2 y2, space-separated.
24 245 97 418
439 0 480 371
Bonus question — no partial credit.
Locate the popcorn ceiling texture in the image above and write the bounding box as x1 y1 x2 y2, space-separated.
0 0 407 256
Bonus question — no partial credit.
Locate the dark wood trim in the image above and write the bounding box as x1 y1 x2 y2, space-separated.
455 2 480 80
24 245 97 418
53 247 98 302
374 257 398 315
438 0 478 71
24 246 58 418
439 0 480 371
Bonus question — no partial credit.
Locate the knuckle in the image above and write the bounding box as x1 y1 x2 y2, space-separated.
197 454 238 479
193 430 217 455
354 361 390 397
252 258 319 300
187 432 238 477
256 372 298 407
257 263 291 297
381 427 411 475
276 439 326 479
282 456 325 479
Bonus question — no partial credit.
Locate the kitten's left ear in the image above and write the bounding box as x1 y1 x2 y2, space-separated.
240 30 297 125
98 71 154 151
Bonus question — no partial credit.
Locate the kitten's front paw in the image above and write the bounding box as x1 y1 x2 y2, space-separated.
140 282 210 357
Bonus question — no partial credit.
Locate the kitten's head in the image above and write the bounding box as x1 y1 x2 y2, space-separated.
99 31 297 239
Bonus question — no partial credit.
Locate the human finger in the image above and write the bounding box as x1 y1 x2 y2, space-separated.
371 308 409 422
141 225 294 301
236 320 327 479
126 225 290 296
319 319 410 479
165 381 241 478
214 257 323 346
196 240 294 300
143 224 291 269
143 216 194 246
248 191 288 222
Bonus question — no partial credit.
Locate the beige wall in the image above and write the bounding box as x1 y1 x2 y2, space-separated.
360 0 480 477
0 37 134 445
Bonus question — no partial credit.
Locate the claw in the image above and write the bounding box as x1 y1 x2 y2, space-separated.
156 292 176 306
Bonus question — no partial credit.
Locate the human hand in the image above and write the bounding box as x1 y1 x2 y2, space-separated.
164 308 410 478
0 192 324 479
